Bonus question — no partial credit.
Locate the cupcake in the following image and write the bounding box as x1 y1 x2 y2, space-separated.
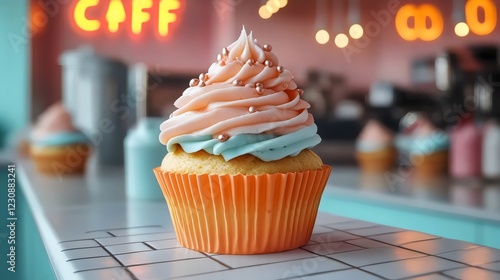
154 28 331 255
355 120 396 173
30 103 91 175
396 116 449 177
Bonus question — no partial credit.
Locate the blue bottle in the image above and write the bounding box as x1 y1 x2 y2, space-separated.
124 117 165 200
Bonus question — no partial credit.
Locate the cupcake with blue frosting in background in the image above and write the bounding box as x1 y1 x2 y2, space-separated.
396 113 449 177
30 102 91 175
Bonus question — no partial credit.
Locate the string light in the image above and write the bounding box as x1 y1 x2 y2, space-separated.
314 0 329 44
349 23 364 39
347 0 363 39
315 29 330 44
334 33 349 48
259 5 272 19
454 22 470 36
259 0 288 19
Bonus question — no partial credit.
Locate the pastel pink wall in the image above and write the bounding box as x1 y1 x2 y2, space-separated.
31 0 500 115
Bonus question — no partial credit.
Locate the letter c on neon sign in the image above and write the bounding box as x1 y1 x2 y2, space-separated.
74 0 100 32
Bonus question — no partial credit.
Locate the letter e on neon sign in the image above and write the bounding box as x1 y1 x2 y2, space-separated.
466 0 497 35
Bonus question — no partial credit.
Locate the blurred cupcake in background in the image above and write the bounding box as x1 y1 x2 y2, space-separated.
16 127 32 157
30 102 91 175
396 113 449 178
356 119 397 173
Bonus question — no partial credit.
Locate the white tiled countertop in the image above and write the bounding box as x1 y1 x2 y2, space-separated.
15 159 500 280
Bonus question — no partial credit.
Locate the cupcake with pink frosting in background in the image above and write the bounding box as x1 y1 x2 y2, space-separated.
355 119 397 173
30 102 91 175
396 113 449 177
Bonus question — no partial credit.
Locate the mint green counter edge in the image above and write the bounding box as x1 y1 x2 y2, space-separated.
0 166 56 280
319 193 500 249
0 0 30 149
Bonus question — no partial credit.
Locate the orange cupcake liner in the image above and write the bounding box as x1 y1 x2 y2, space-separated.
32 144 91 175
356 148 397 173
154 165 332 255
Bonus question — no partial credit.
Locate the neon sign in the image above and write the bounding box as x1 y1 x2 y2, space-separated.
395 4 443 41
396 0 498 41
465 0 497 35
73 0 181 37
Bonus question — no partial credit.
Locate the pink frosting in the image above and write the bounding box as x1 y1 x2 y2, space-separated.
159 28 313 144
411 117 436 137
32 102 78 140
357 120 394 144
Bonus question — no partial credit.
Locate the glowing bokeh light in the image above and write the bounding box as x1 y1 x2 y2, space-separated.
259 5 272 19
315 29 330 44
455 22 470 37
334 33 349 48
349 24 364 39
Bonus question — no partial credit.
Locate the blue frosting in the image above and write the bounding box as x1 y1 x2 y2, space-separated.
33 131 89 147
166 124 321 161
395 132 449 155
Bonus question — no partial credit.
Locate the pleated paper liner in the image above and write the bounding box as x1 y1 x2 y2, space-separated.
154 165 332 255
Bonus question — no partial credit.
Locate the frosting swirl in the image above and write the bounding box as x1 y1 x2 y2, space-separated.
159 28 320 161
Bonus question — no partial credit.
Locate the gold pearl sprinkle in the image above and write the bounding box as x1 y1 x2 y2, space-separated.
232 79 242 86
199 81 206 87
169 113 174 118
263 44 272 51
277 66 284 73
217 134 229 142
264 60 273 67
245 83 255 88
255 82 263 88
218 60 226 66
217 54 223 61
189 78 199 87
256 86 264 95
247 58 255 66
297 89 304 95
222 47 229 56
248 106 257 113
199 73 208 81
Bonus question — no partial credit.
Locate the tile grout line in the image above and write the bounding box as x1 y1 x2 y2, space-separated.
95 239 141 280
59 238 103 244
142 241 158 250
199 252 233 269
61 245 101 252
300 245 393 280
281 268 363 280
123 256 209 268
113 249 155 256
311 230 496 278
94 238 129 268
73 264 124 273
97 237 178 247
85 225 164 233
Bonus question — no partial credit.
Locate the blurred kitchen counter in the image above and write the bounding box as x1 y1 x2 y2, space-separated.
312 140 356 166
320 167 500 249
